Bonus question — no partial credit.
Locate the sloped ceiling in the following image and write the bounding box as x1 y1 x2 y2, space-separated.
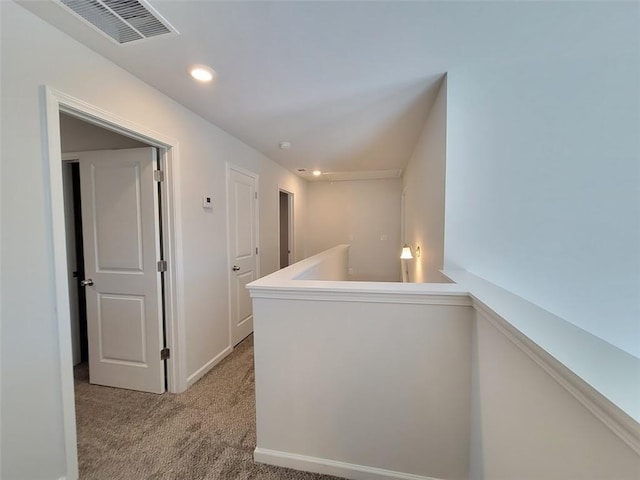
17 1 619 179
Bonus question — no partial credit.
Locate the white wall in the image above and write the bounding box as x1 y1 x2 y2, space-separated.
444 2 640 358
402 77 447 283
307 179 401 281
250 247 639 480
253 298 472 480
0 2 306 478
254 166 307 275
292 245 349 281
471 310 640 479
60 113 147 152
250 247 472 480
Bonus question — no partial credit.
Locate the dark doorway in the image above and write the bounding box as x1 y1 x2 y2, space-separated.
279 190 293 268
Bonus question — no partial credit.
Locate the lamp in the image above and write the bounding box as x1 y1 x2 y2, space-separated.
400 244 413 260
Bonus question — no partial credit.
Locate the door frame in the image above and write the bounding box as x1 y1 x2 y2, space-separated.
43 86 187 480
225 163 260 347
278 188 295 267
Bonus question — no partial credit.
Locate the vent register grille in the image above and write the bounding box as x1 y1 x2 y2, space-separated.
58 0 177 44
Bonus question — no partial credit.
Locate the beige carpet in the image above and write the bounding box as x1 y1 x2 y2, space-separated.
74 336 340 480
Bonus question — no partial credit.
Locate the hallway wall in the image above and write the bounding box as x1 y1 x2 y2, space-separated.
402 77 447 283
0 2 306 478
444 1 640 357
306 178 402 281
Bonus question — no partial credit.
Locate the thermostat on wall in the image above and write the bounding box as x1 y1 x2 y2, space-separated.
202 195 213 209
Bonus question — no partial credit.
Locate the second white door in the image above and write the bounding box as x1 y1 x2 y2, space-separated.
228 167 258 346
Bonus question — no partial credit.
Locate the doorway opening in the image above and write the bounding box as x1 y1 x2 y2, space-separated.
60 114 169 392
44 86 185 479
61 114 152 370
279 190 294 269
62 162 88 365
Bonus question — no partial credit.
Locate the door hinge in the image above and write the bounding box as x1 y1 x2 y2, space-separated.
255 191 258 200
154 170 164 182
160 348 170 360
256 247 258 255
157 260 167 272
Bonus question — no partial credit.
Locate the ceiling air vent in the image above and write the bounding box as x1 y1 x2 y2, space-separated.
58 0 178 44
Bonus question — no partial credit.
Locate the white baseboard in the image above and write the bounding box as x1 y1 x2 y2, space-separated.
186 346 233 387
254 448 446 480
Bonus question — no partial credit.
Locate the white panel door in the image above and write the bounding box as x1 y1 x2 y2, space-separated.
78 147 164 393
228 167 258 346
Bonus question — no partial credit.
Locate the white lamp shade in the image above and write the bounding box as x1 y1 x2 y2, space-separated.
400 245 413 259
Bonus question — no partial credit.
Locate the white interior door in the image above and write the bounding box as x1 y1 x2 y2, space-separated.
228 167 258 346
78 147 165 393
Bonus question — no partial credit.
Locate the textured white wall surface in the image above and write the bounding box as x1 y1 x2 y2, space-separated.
402 77 447 283
471 311 640 479
291 245 350 281
306 179 402 282
60 113 147 152
0 2 306 478
251 250 639 480
444 2 640 357
253 298 473 480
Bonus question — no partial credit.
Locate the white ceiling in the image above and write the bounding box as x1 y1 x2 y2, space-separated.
18 0 620 179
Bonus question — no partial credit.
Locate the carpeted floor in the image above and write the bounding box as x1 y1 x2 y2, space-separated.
74 335 340 480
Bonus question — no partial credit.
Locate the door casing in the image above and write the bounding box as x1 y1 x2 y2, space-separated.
43 86 186 480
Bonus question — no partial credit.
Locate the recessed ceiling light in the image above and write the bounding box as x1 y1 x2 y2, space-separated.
189 64 216 83
312 170 322 177
279 141 291 150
